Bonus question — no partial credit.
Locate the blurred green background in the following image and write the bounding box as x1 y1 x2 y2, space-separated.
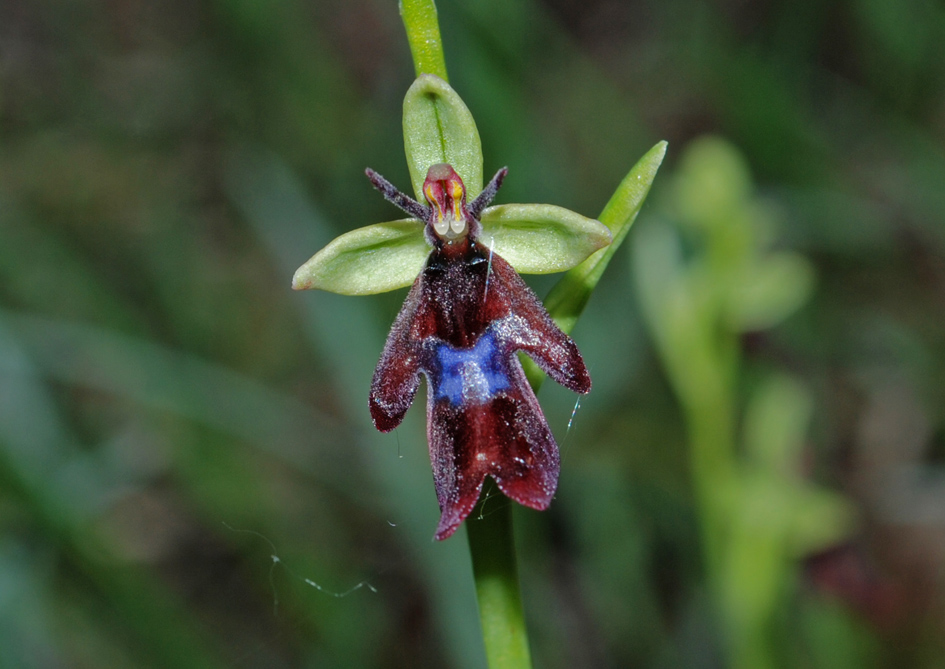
2 0 945 667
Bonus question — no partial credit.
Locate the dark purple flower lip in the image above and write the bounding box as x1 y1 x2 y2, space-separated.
367 165 590 540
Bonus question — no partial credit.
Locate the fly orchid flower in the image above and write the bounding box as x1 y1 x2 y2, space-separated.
293 75 613 539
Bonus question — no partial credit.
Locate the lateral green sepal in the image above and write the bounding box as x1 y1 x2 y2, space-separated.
292 219 427 295
479 204 612 274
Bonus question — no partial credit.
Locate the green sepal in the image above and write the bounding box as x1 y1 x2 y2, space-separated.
292 219 427 295
479 204 612 274
403 74 483 201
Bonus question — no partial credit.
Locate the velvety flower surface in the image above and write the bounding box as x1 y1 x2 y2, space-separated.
366 164 593 539
293 75 613 539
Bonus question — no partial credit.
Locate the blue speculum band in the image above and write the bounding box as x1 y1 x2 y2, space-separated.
432 329 510 406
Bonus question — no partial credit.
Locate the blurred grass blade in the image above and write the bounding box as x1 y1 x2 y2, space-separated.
403 74 484 200
3 311 357 499
0 314 227 668
0 316 77 481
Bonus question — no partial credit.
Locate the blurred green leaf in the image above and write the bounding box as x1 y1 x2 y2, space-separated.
0 315 227 668
744 374 813 473
786 486 857 558
727 253 816 331
632 220 725 410
4 312 355 498
675 136 753 231
802 597 881 669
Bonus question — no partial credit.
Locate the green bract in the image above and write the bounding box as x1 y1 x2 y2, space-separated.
519 141 667 388
294 75 633 296
542 141 668 335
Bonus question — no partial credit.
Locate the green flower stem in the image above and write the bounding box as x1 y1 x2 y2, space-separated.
399 7 665 667
399 4 531 667
466 494 532 669
399 0 449 81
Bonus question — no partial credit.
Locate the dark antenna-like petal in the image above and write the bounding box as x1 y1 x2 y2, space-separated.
366 168 431 221
468 167 508 220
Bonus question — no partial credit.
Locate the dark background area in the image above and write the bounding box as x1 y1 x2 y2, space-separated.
2 0 944 667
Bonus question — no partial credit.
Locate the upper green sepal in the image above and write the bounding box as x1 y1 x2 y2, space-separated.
292 219 428 295
403 74 483 201
479 204 612 274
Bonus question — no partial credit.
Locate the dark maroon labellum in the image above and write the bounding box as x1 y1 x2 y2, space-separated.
367 164 591 540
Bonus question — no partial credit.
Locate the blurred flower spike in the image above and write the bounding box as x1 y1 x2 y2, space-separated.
292 75 613 539
292 75 612 295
